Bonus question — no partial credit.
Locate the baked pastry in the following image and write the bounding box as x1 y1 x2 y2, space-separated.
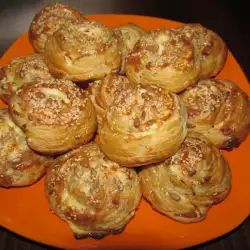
0 53 53 103
29 3 87 53
113 23 146 74
88 73 132 127
180 79 250 150
98 84 187 167
178 23 228 79
139 132 232 223
45 142 141 238
9 79 97 154
44 21 122 82
125 29 201 93
0 108 50 187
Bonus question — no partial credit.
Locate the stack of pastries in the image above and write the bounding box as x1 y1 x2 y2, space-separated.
0 3 250 239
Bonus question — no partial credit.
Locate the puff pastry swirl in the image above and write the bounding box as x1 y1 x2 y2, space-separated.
180 79 250 150
9 79 97 154
44 21 122 82
139 132 232 223
98 84 187 167
0 54 53 103
29 3 87 53
0 108 49 187
178 23 228 79
45 143 141 238
88 73 132 126
125 29 201 93
113 23 146 74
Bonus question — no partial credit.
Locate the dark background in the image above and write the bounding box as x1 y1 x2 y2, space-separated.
0 0 249 80
0 0 249 249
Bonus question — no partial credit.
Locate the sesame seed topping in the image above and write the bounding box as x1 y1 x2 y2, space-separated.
45 143 139 223
29 3 87 52
169 136 204 169
181 78 249 136
0 54 53 101
105 84 177 133
52 21 119 56
88 73 131 112
0 108 49 185
10 78 89 127
126 29 194 71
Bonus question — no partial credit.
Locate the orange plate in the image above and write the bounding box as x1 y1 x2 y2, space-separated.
0 14 250 250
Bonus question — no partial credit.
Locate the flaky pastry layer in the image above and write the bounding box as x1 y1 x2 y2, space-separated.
180 79 250 150
125 29 201 93
98 84 187 167
44 21 122 82
139 132 232 223
0 108 50 187
9 79 97 154
88 73 132 127
113 23 146 74
0 54 53 103
29 3 87 53
178 23 228 79
45 143 141 238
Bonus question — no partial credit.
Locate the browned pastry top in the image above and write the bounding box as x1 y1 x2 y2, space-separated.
9 79 97 154
139 132 232 223
29 3 87 53
180 79 250 150
0 108 49 187
0 54 53 103
45 143 141 237
98 84 187 167
125 28 201 93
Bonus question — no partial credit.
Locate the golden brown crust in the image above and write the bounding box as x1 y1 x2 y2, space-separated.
177 23 228 79
0 54 53 103
88 73 133 127
125 29 201 93
180 79 250 150
45 143 141 237
139 132 232 223
98 84 187 167
9 79 97 154
0 108 50 187
44 21 122 82
29 3 87 53
113 23 147 74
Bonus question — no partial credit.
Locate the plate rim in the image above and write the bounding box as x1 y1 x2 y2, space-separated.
0 13 250 250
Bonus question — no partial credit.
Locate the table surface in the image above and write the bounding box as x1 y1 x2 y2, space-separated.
0 0 249 249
